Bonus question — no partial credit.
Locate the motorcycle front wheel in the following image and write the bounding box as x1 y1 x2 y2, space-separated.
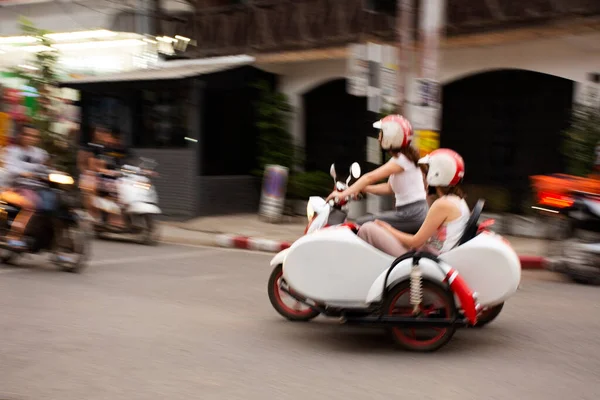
267 264 320 322
56 219 90 273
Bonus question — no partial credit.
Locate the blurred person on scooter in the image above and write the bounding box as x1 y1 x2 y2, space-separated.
326 114 428 233
0 124 49 250
79 126 110 222
356 149 469 257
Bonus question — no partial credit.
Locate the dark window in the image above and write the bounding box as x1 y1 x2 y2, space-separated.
87 95 130 137
134 87 189 148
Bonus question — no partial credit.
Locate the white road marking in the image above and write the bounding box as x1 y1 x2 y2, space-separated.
89 249 224 266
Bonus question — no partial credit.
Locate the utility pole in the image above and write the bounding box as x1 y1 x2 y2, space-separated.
138 0 160 36
396 0 414 115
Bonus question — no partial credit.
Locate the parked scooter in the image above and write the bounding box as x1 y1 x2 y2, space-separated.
92 157 161 245
0 166 89 272
531 174 600 285
268 162 521 352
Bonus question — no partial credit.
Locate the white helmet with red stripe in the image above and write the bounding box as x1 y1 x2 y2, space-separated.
418 149 465 187
373 114 413 151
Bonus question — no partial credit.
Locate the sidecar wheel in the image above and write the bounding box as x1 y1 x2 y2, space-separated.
0 249 18 265
384 281 457 352
473 303 504 328
268 264 320 322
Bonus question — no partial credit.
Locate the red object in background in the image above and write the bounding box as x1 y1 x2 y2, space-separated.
537 191 575 209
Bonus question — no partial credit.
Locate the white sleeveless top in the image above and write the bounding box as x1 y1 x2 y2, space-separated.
388 154 427 207
426 195 471 253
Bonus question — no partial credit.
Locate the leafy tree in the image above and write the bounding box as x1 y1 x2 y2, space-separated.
253 80 296 173
562 104 600 177
11 17 75 174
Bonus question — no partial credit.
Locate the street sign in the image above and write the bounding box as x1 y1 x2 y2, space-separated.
380 44 398 109
259 165 289 223
413 130 440 158
346 43 368 97
367 42 382 112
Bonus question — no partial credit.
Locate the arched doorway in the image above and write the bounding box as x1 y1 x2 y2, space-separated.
303 79 376 173
441 69 574 212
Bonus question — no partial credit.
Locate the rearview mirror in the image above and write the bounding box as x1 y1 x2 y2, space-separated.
329 164 337 180
350 162 361 179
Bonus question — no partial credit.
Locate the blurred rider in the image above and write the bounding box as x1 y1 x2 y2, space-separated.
0 125 48 249
79 126 110 222
326 114 428 233
358 149 470 257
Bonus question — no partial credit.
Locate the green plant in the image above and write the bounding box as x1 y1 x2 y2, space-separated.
562 104 600 177
287 171 333 200
252 80 296 174
11 17 75 174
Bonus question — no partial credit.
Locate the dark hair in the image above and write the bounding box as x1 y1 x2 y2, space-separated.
390 145 420 167
436 184 466 199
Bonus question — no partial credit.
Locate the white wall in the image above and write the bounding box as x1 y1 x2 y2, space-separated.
0 0 192 35
257 32 600 144
0 1 116 35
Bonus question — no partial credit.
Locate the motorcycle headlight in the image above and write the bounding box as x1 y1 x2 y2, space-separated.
49 173 74 185
307 202 314 221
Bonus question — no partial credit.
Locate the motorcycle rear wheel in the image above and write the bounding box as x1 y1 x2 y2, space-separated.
140 214 159 246
267 264 320 322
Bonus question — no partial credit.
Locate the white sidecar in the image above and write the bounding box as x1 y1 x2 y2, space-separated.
267 200 522 352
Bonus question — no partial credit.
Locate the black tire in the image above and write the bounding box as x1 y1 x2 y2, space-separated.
473 302 504 328
59 222 90 273
141 214 159 246
267 264 320 322
383 280 457 352
0 249 18 265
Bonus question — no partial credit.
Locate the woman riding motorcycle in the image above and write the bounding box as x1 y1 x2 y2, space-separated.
357 149 470 257
0 125 49 249
326 114 428 233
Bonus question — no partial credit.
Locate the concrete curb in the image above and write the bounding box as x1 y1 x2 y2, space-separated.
518 255 548 270
210 233 548 269
214 234 291 252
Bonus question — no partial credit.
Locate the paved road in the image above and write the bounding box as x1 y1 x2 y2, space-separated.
0 240 599 400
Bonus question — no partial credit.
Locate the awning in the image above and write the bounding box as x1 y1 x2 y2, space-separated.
58 55 255 86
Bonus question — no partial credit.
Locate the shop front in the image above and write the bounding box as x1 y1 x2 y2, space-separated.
0 29 156 143
60 57 276 217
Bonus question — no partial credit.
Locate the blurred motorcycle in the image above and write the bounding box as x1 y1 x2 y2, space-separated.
0 166 89 272
531 174 600 285
92 157 161 245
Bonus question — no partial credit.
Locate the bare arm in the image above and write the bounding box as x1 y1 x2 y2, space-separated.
364 182 394 195
377 199 452 249
327 160 403 201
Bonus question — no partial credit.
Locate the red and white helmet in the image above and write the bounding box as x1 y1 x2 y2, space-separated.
373 114 413 150
418 149 465 187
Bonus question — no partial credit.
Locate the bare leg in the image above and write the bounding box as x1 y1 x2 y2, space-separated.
0 191 35 242
358 222 408 257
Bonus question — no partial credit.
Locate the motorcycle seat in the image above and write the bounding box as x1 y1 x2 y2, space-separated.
455 199 485 248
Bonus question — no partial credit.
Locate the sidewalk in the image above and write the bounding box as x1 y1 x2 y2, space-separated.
159 213 548 268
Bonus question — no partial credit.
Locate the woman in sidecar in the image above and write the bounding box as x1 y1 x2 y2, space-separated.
326 114 428 234
356 148 469 257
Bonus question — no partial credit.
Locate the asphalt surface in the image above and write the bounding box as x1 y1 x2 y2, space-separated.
0 240 599 400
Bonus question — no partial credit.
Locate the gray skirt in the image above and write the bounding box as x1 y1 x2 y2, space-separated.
354 199 429 234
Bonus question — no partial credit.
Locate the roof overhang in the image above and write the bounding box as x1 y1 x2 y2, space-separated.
58 55 255 87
